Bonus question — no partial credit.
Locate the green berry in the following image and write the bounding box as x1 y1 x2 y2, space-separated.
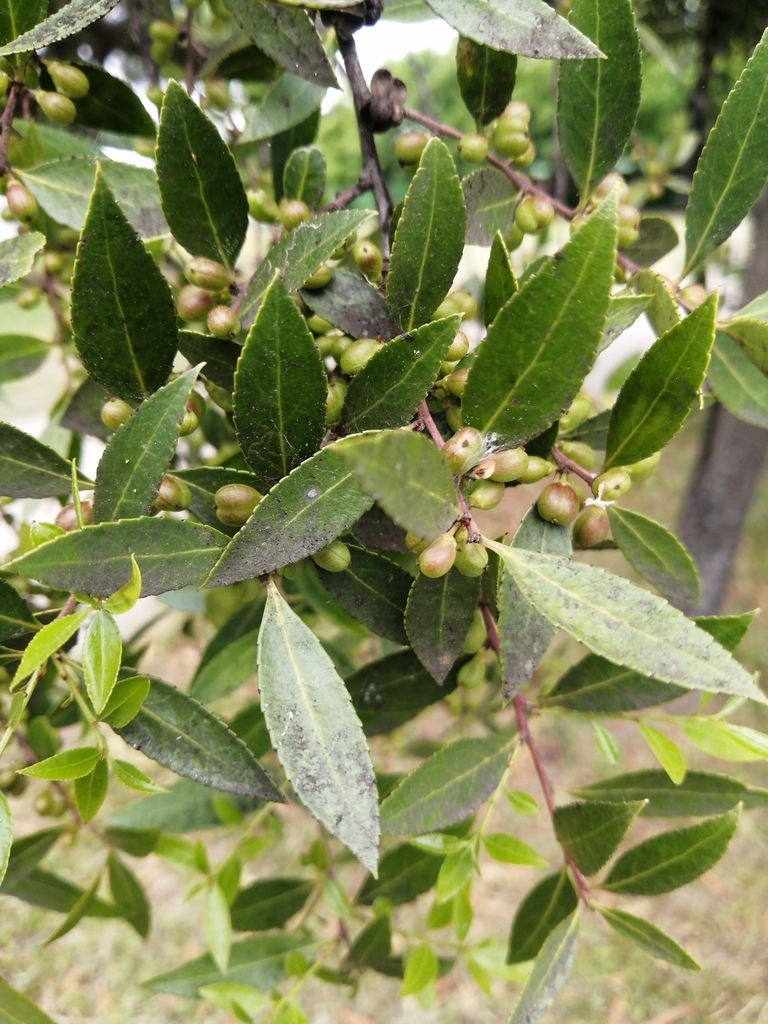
154 474 192 512
469 479 505 510
430 296 461 322
394 131 429 165
185 257 232 292
505 222 525 251
14 286 38 311
177 284 217 323
207 305 241 340
418 532 457 578
147 84 164 107
489 447 529 483
557 440 596 471
592 171 631 204
6 181 38 221
405 531 430 554
54 500 93 531
679 284 708 309
204 380 233 411
279 197 310 230
307 314 333 335
281 558 308 580
559 392 592 433
340 337 379 375
47 61 90 99
625 451 661 481
149 19 179 44
462 609 487 654
352 240 382 283
214 483 262 527
101 397 133 431
247 189 280 223
204 78 229 110
440 359 459 376
34 789 55 816
572 506 610 548
443 426 485 475
178 409 199 436
303 263 332 290
592 467 632 500
0 767 23 794
504 100 531 127
450 290 478 319
519 456 554 484
312 539 351 572
458 652 486 689
454 537 488 577
445 330 469 362
512 141 536 167
443 368 468 398
458 132 488 164
332 335 354 361
493 122 529 158
445 402 462 433
0 70 9 94
43 251 63 275
537 481 580 525
37 89 76 124
515 193 554 234
315 333 337 358
326 379 347 425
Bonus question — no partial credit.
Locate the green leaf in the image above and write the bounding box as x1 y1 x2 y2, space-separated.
602 807 739 894
258 581 378 871
553 801 644 875
44 873 101 944
604 293 716 468
11 611 89 688
0 0 120 54
436 843 475 903
283 145 326 208
108 851 150 937
111 759 167 794
82 609 122 714
597 907 700 971
338 430 458 540
190 600 263 696
499 505 572 701
592 720 621 764
223 0 337 88
21 746 101 781
0 979 57 1024
507 790 540 816
190 630 259 705
424 0 601 58
7 518 228 598
507 871 578 964
270 108 322 204
571 769 765 816
144 933 319 997
542 654 684 713
157 81 248 268
607 506 700 606
300 269 398 341
463 167 518 247
1 827 61 890
463 193 617 446
59 64 154 138
345 913 392 971
0 578 37 643
508 912 579 1024
0 232 45 287
317 548 411 644
0 421 88 498
101 674 150 728
114 675 283 802
0 791 11 888
231 878 313 931
639 723 686 784
719 316 768 374
238 210 371 329
71 166 177 402
0 0 45 45
456 35 517 127
207 446 372 586
680 717 768 762
401 944 438 997
343 317 459 433
482 833 547 867
621 216 679 268
380 733 512 836
684 28 768 275
707 332 768 428
174 467 263 534
358 843 444 906
405 570 481 683
486 543 765 704
103 555 142 615
0 334 48 384
18 158 166 240
387 138 466 331
631 268 679 336
242 75 325 143
105 778 262 834
74 757 109 823
234 278 326 489
557 0 641 198
599 293 652 354
484 231 518 326
346 650 461 736
205 883 232 975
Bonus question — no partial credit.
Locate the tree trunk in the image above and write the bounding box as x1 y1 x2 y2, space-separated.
676 188 768 614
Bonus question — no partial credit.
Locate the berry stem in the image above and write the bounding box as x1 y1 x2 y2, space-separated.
417 399 445 448
552 444 596 485
0 80 22 173
322 176 369 213
418 401 481 538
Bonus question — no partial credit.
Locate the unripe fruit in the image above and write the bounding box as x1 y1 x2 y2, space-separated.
458 132 488 164
513 141 536 167
395 131 429 165
515 193 554 234
505 99 531 126
204 78 229 110
0 69 9 93
281 558 308 580
430 296 461 321
185 256 232 292
592 171 631 204
207 305 241 340
279 197 310 230
617 222 640 248
418 532 456 578
559 392 592 433
443 368 468 398
489 447 529 483
326 379 347 425
214 483 262 526
101 397 133 431
34 789 54 816
187 391 206 420
315 333 337 358
303 263 332 290
443 426 485 475
445 330 469 362
469 479 505 509
572 506 610 549
6 181 38 221
440 359 459 376
204 379 233 411
519 456 554 484
37 89 77 124
149 20 178 44
147 84 164 107
557 440 596 471
458 652 486 689
625 450 661 481
505 222 525 251
445 402 462 433
679 283 708 309
449 290 478 320
332 335 354 361
43 251 63 274
0 767 21 793
454 538 488 577
352 239 382 283
592 467 632 500
537 481 580 525
292 292 310 316
307 314 333 335
312 539 351 572
55 500 93 531
178 409 199 436
154 474 192 511
16 286 42 309
405 531 430 554
247 188 280 223
340 337 379 375
177 284 217 322
493 121 529 158
462 609 486 654
47 61 90 99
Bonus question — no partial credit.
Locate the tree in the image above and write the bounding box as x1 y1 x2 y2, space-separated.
0 0 767 1021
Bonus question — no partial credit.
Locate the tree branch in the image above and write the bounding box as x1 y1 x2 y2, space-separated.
552 444 596 485
0 81 22 174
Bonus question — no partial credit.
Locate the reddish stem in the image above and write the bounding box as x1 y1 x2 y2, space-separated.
417 400 445 448
552 444 596 485
418 401 481 540
0 81 22 174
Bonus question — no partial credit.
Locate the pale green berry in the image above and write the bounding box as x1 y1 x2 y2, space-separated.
445 402 462 433
340 337 379 375
449 291 478 320
469 479 505 510
247 189 280 223
625 451 661 481
458 652 486 689
515 193 554 234
178 409 199 436
430 296 461 322
458 132 488 164
279 198 310 230
185 257 232 292
454 538 488 577
352 240 382 282
592 467 632 500
395 131 429 165
489 447 529 483
37 90 76 124
207 306 241 340
315 333 338 358
462 609 487 654
303 263 332 290
559 392 592 433
154 474 192 512
214 483 262 526
443 426 485 475
101 397 133 431
445 330 469 362
537 481 580 525
325 379 347 425
312 539 351 572
47 61 90 99
519 456 554 484
557 440 596 471
443 369 468 397
418 532 457 578
307 314 334 335
405 531 430 554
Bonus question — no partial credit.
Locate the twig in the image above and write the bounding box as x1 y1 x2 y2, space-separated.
417 401 480 539
0 81 22 174
322 176 368 213
552 444 596 485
